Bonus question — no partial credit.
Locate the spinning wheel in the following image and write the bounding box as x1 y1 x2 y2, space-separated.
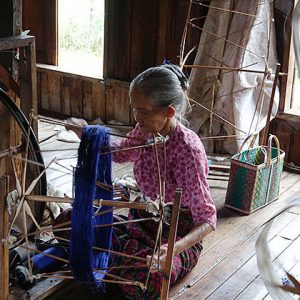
0 87 46 235
0 87 181 300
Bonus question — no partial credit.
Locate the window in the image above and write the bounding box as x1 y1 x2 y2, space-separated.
273 0 300 119
291 66 300 112
58 0 105 78
291 0 300 114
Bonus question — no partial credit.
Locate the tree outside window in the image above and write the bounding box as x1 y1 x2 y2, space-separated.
58 0 105 78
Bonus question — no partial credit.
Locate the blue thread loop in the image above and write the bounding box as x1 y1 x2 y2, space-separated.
70 125 113 292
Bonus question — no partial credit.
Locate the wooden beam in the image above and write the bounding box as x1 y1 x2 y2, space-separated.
0 176 9 300
19 38 37 124
25 195 149 210
278 3 293 113
0 65 20 96
0 35 38 133
0 35 35 51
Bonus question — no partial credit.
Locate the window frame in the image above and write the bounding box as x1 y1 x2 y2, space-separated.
277 0 300 122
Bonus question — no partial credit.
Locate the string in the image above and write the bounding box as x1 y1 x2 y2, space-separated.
188 97 247 134
192 1 259 18
188 22 265 59
189 20 264 52
144 135 166 288
36 115 145 142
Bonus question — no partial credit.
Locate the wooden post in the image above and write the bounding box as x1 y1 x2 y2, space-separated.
261 63 281 145
160 188 182 300
0 35 38 135
0 176 10 300
19 39 38 133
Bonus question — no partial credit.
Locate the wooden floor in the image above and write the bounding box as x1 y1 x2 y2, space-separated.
23 121 300 299
170 171 300 300
38 120 133 198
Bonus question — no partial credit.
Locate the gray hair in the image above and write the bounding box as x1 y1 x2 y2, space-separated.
129 64 189 121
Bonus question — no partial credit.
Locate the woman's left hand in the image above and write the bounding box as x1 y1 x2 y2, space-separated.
65 117 88 139
147 244 168 273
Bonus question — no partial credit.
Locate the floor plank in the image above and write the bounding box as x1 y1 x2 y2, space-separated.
235 231 300 300
278 214 300 241
178 213 295 300
170 173 300 300
17 120 300 300
205 235 291 300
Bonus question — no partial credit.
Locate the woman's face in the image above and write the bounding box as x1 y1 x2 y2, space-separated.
130 89 170 135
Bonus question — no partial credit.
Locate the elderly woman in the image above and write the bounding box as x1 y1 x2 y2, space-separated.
107 64 216 299
67 64 216 299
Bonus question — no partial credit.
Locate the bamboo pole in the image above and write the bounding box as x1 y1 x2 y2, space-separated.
184 64 268 74
31 217 153 235
25 195 149 210
179 0 192 65
188 97 247 134
37 274 143 287
261 63 281 145
193 1 258 18
160 189 182 300
0 144 22 159
188 22 264 59
201 134 246 141
35 115 144 142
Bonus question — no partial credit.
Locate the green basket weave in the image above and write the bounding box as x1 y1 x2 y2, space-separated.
225 135 285 214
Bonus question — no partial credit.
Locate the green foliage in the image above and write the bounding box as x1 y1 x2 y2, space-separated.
59 10 103 57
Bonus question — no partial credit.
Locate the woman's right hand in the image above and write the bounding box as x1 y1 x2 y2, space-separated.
65 117 88 139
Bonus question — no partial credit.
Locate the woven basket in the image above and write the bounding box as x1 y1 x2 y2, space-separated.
225 135 285 214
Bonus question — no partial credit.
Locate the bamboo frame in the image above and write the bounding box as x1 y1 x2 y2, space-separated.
25 194 149 210
11 189 183 298
180 0 283 153
161 189 182 299
0 120 183 299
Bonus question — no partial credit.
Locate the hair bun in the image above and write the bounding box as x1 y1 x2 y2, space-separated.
161 64 188 91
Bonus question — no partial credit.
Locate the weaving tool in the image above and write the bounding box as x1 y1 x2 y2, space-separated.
0 88 182 299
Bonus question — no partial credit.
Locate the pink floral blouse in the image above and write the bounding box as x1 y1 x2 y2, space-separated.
112 122 216 228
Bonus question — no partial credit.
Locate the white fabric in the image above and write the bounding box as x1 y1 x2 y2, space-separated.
188 0 279 154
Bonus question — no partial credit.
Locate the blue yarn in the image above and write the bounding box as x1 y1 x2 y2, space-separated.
31 246 68 273
70 125 113 292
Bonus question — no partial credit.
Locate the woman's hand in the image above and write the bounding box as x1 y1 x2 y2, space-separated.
65 117 88 139
146 223 213 273
147 244 168 273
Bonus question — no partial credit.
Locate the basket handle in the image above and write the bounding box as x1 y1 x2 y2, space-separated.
267 134 281 166
238 132 259 158
261 147 268 165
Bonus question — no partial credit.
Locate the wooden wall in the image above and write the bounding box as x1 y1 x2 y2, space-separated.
270 118 300 166
37 67 132 124
22 0 57 65
37 67 106 122
0 1 13 70
30 0 206 125
104 0 204 81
